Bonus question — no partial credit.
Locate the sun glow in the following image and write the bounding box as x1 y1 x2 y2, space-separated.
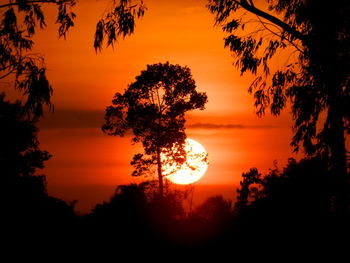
162 138 209 185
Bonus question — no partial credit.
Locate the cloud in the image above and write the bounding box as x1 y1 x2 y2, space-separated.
187 122 277 129
38 110 277 132
39 109 104 130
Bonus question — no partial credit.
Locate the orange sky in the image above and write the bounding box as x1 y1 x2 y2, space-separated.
5 0 301 213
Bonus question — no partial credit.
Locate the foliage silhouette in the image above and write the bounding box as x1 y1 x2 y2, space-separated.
94 0 146 52
102 62 207 196
0 93 76 244
233 156 349 246
0 93 51 178
82 182 190 252
234 167 263 212
4 160 348 256
0 0 76 119
0 0 145 119
190 195 233 242
208 0 350 211
195 195 232 224
86 183 149 241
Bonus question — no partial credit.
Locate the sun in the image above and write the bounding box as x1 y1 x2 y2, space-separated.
161 138 209 185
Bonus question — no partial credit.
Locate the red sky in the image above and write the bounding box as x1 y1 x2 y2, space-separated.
5 0 301 213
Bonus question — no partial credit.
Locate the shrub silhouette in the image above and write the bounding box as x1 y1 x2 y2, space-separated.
233 156 349 251
0 94 76 242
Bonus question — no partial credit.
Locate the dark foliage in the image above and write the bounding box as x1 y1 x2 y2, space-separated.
0 94 76 250
79 157 349 256
0 93 51 177
208 0 349 212
233 156 350 251
195 195 232 225
81 182 187 253
94 0 146 52
4 156 349 257
0 0 146 120
0 0 76 120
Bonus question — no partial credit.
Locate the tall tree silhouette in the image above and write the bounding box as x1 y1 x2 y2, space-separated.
102 62 207 196
234 168 263 213
208 0 349 212
0 0 76 119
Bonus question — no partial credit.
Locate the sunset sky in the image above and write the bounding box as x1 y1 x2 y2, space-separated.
6 0 301 213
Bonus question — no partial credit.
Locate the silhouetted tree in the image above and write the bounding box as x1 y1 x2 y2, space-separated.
234 168 263 212
102 62 207 196
207 0 349 211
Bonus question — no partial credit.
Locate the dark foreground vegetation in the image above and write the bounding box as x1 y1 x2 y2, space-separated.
4 160 350 258
1 94 349 259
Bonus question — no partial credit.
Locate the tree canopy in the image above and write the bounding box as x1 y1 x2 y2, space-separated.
208 0 349 211
208 0 349 151
102 62 207 195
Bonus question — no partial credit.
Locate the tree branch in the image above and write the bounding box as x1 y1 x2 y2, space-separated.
255 14 304 54
236 0 307 43
0 0 64 9
0 68 15 80
156 86 162 112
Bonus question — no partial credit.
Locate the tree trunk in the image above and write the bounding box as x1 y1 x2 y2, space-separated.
156 146 163 197
327 86 349 213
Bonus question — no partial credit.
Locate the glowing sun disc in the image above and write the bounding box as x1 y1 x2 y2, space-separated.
162 138 208 185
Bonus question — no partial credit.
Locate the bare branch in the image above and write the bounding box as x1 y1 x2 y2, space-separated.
255 15 304 54
0 68 15 80
234 0 307 43
0 0 62 9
